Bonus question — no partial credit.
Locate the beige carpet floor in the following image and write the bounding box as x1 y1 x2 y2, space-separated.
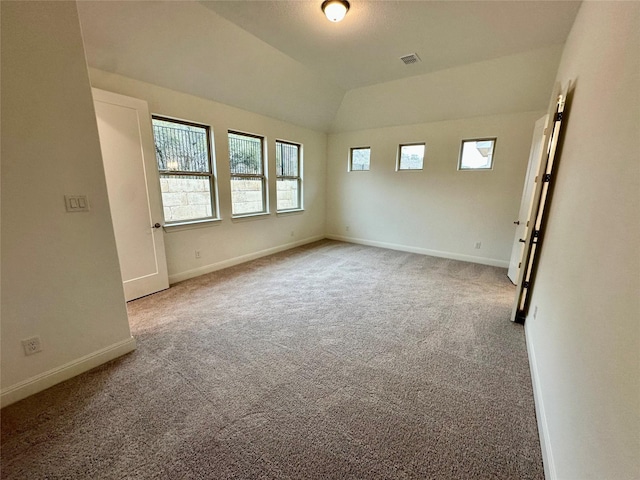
1 240 543 479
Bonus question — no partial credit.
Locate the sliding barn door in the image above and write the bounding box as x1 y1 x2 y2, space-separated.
511 86 568 323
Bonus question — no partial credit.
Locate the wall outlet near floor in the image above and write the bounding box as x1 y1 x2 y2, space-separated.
195 250 201 259
475 241 482 249
22 336 42 356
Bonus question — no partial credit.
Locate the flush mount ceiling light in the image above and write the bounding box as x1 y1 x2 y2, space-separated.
322 0 350 22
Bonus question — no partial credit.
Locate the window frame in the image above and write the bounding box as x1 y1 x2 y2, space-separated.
151 115 218 225
228 130 268 217
349 146 371 172
458 137 497 171
275 139 303 212
397 142 426 171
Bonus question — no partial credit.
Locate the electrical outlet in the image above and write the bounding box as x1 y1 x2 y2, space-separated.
22 336 42 356
475 241 482 249
195 250 201 259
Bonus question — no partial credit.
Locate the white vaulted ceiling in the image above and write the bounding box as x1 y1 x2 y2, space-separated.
204 1 580 90
77 1 581 132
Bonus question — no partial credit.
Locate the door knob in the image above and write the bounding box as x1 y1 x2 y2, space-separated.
514 221 520 225
152 223 162 229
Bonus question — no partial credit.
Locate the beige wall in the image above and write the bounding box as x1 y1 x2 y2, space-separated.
331 45 562 133
77 1 346 132
1 1 134 406
326 111 544 266
7 11 638 480
525 2 640 478
88 69 327 283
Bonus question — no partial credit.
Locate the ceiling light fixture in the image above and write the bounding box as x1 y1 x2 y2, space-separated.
322 0 350 22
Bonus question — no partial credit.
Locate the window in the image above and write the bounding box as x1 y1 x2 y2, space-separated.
398 143 425 170
459 138 496 170
275 140 302 211
350 147 371 171
152 117 216 224
228 131 266 216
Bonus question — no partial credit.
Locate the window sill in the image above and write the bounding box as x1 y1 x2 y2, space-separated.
231 212 271 222
276 209 304 216
163 218 221 232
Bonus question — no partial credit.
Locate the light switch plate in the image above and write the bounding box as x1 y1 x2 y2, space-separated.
65 195 90 212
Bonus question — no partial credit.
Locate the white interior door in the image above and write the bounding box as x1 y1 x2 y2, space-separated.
507 115 549 284
93 88 169 301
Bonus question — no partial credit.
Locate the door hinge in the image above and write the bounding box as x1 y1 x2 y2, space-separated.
555 112 563 121
543 173 552 182
523 281 530 289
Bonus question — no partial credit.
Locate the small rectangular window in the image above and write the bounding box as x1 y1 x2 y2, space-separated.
276 140 302 211
398 143 425 170
152 116 217 224
350 147 371 171
459 138 496 170
228 131 267 216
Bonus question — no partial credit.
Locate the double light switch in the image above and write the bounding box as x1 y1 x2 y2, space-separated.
65 195 90 212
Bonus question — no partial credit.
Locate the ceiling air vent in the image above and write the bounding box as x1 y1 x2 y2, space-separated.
400 53 421 65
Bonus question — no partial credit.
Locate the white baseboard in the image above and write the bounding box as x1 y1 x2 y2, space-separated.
169 235 325 284
525 323 556 480
1 336 136 408
326 234 509 268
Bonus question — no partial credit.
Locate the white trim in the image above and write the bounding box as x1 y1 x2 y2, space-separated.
1 337 136 408
326 234 509 268
525 323 556 480
168 235 324 284
231 211 271 221
276 209 304 217
163 218 222 232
